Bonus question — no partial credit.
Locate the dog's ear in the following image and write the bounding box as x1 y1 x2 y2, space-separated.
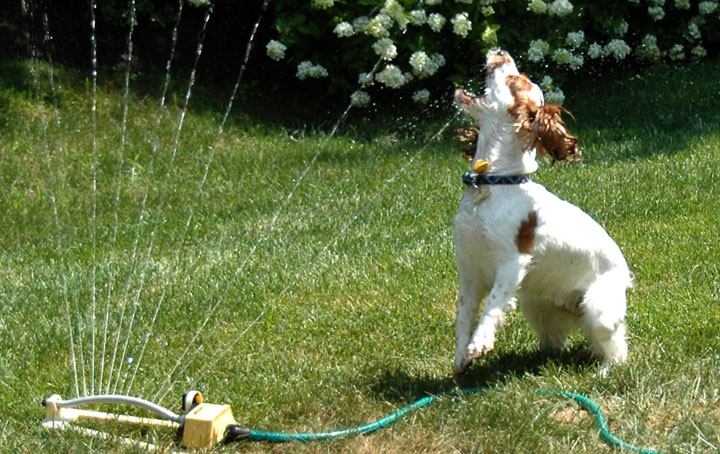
533 104 579 163
506 75 540 138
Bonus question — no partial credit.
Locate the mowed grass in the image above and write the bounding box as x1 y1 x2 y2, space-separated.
1 56 719 453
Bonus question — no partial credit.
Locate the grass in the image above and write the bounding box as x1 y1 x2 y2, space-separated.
1 55 719 454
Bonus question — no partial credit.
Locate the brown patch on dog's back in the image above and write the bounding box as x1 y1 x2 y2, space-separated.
516 211 538 254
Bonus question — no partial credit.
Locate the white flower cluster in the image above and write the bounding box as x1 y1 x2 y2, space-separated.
266 40 287 61
565 30 585 48
451 12 472 37
296 61 328 80
413 89 431 104
648 5 665 21
527 39 550 62
382 0 408 30
540 76 565 105
605 39 632 60
311 0 335 9
409 10 427 26
482 25 498 44
687 22 701 40
691 45 707 59
635 34 662 61
375 64 411 88
527 0 573 16
587 42 604 59
333 21 354 38
548 0 574 16
551 48 583 70
350 90 371 107
551 48 571 64
366 13 393 38
427 13 446 32
275 0 716 107
699 1 718 14
528 0 548 14
409 51 446 78
373 38 398 61
669 43 685 61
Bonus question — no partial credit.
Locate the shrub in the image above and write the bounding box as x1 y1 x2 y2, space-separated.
266 0 720 106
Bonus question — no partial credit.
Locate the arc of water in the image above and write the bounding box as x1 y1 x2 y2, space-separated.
146 55 389 404
102 0 186 397
22 1 83 398
160 113 462 404
125 0 274 397
98 0 137 397
160 0 184 109
88 0 100 397
104 1 215 396
328 57 383 138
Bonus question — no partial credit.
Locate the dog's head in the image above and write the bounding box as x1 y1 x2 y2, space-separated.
455 50 579 163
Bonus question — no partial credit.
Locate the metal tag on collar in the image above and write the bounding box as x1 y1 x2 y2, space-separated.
461 171 481 190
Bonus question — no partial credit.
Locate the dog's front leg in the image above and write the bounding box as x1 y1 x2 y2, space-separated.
466 257 530 362
454 278 486 374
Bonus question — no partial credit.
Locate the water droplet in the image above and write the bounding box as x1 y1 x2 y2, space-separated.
126 356 134 366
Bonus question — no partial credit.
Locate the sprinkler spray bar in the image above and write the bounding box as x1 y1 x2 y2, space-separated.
42 390 236 450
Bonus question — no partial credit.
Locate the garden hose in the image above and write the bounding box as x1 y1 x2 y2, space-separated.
223 387 664 454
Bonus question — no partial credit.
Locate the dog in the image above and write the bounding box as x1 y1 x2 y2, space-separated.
452 50 631 375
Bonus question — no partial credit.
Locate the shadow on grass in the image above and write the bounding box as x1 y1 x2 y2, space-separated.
366 346 596 404
6 53 720 167
561 59 720 162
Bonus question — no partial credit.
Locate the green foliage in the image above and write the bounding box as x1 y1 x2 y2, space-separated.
267 0 720 106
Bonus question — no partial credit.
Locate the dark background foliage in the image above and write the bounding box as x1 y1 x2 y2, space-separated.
3 0 719 122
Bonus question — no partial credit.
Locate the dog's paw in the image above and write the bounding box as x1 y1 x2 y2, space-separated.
467 329 495 360
453 357 473 375
467 340 494 360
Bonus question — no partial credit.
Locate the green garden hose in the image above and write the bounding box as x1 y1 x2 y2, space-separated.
224 387 664 454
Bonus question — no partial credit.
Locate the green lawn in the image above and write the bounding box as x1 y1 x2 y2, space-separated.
1 57 719 453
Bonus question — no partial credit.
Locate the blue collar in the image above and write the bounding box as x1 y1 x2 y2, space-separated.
462 171 532 189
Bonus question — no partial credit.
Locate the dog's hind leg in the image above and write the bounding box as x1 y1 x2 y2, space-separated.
580 270 629 372
520 295 579 351
454 274 488 374
466 256 531 363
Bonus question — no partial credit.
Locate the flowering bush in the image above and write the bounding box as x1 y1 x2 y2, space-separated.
267 0 719 107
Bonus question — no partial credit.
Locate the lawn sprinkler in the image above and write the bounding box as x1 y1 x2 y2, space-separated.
42 390 237 450
42 387 665 453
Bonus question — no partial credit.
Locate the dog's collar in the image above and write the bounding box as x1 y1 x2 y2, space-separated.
462 171 532 188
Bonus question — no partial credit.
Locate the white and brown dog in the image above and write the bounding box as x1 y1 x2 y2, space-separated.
452 50 631 375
